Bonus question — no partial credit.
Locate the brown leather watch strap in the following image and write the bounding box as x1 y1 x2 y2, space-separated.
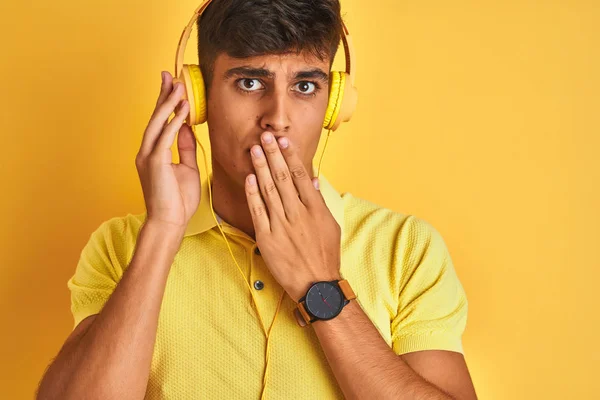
338 279 357 300
297 302 313 326
293 308 308 327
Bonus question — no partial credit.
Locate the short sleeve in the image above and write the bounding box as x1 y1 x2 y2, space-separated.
67 216 136 330
390 220 468 355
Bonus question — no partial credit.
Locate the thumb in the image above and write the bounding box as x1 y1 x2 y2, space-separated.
177 122 198 170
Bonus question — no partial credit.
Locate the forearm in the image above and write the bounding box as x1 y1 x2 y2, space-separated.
38 220 185 400
312 300 454 400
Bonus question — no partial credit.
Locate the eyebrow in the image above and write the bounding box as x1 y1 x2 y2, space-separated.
223 66 329 83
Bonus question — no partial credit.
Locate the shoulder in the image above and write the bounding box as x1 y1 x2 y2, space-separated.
87 211 145 242
68 212 147 329
80 211 147 267
340 192 444 251
338 193 464 322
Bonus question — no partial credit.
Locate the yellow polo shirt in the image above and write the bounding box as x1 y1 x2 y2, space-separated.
68 171 468 399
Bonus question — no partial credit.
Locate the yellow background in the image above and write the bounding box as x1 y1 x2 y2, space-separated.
1 0 598 398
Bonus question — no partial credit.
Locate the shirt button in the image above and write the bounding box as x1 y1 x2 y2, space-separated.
254 280 264 290
254 247 261 256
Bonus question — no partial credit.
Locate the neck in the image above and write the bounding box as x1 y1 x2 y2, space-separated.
210 164 257 241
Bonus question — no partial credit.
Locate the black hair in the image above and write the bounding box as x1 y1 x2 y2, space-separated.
196 0 344 95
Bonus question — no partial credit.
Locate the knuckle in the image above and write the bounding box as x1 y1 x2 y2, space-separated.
135 154 144 167
251 205 266 218
264 145 278 155
264 181 278 195
290 166 307 179
274 169 290 182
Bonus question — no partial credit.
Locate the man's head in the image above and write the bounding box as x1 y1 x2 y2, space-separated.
195 0 344 188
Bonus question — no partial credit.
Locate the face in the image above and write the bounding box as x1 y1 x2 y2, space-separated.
205 50 331 188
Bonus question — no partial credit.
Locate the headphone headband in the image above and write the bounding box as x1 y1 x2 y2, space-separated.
175 0 356 85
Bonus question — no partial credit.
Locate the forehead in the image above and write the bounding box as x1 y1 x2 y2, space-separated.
214 50 330 75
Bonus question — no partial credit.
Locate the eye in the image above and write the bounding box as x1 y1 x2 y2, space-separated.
293 81 317 95
236 78 264 92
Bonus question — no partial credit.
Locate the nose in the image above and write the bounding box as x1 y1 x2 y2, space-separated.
259 89 291 133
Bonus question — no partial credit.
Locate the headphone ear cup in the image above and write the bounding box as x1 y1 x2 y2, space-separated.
323 71 344 130
178 64 207 125
332 72 358 131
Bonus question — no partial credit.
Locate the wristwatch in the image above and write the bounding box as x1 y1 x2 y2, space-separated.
294 279 356 327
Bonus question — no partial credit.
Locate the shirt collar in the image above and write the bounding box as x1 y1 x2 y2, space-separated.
184 165 345 238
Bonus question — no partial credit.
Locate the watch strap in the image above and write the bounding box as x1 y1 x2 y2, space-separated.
338 279 357 301
297 302 314 326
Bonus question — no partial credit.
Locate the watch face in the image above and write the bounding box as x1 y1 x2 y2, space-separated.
305 281 344 320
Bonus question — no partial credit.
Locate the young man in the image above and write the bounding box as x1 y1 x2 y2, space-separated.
37 0 477 399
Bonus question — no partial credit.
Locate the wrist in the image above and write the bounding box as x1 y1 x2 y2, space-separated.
142 218 186 246
145 217 186 232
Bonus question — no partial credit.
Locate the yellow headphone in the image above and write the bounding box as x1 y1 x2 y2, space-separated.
169 1 357 398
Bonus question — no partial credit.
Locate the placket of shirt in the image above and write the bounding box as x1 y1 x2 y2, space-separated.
218 223 285 334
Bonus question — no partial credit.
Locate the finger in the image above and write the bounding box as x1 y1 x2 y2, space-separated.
151 72 174 135
260 132 301 220
312 177 320 190
276 137 319 208
139 82 186 157
311 177 327 206
154 100 190 155
138 72 171 158
245 173 271 234
177 122 198 170
250 144 285 221
154 71 173 111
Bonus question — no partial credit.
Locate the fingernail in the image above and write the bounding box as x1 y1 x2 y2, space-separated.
252 146 263 157
313 179 320 190
278 137 289 148
248 174 257 186
262 132 273 143
161 71 165 83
